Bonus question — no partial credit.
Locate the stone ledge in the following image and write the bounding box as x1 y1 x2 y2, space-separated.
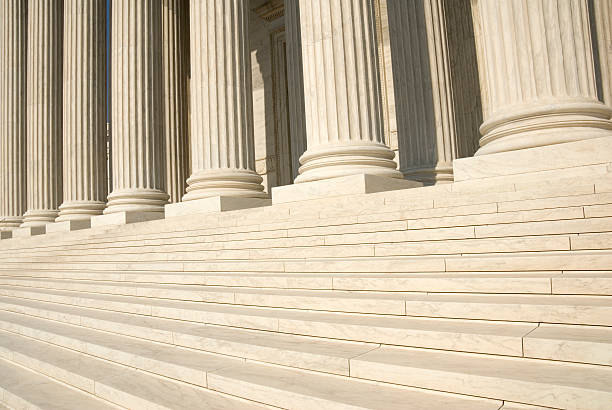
45 220 91 233
453 136 612 181
91 211 164 227
11 226 46 238
165 197 271 218
271 174 422 204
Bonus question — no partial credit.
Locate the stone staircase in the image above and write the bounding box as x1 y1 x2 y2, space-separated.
0 171 611 409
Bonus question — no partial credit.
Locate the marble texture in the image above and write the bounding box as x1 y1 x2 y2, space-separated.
294 0 402 183
185 0 266 200
472 0 612 155
57 0 108 222
162 0 190 203
0 0 27 230
22 0 64 227
106 0 169 216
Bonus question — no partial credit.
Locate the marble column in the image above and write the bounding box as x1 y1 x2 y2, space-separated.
162 0 190 203
594 0 612 106
294 0 402 183
0 0 27 230
184 0 266 200
57 0 107 222
284 0 307 182
472 0 612 156
22 0 64 227
105 0 168 215
387 0 480 184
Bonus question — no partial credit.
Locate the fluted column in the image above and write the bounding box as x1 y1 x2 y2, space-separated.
106 0 168 215
184 0 265 200
472 0 612 156
285 0 307 182
0 0 27 230
57 0 107 222
294 0 402 183
594 0 612 106
387 0 480 184
163 0 189 203
22 0 63 227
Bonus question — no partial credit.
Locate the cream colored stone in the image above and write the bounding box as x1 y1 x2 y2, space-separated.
0 0 27 230
11 226 45 238
165 197 271 218
106 0 168 215
185 0 265 200
524 323 612 366
294 0 402 183
350 346 612 410
272 174 421 204
46 220 91 233
57 0 107 222
91 211 165 227
22 0 64 227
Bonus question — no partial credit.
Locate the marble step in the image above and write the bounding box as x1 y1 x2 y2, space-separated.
3 200 608 262
1 179 609 253
0 323 499 410
3 294 612 367
0 234 579 264
350 345 612 410
0 308 376 377
2 279 612 324
0 271 561 294
0 203 596 258
0 297 537 358
0 294 537 357
3 288 612 365
0 357 117 410
2 271 612 296
2 249 612 274
0 330 269 410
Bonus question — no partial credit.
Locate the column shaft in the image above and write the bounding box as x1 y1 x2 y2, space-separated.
0 0 27 229
23 0 63 227
163 0 190 203
472 0 612 155
106 0 168 214
185 0 265 200
58 0 108 221
594 0 612 106
295 0 401 183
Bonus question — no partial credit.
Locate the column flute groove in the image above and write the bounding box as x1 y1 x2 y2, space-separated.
294 0 402 183
57 0 108 222
0 0 27 230
105 0 168 215
184 0 266 200
163 0 190 203
22 0 63 227
472 0 612 155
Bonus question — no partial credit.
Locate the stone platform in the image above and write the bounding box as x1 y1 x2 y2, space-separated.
0 168 611 409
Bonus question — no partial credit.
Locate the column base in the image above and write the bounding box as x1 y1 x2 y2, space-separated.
272 174 422 204
402 164 454 186
45 219 91 233
12 226 46 238
104 189 168 215
476 101 612 156
294 143 403 184
0 217 23 230
21 210 59 227
56 201 106 222
183 169 267 201
91 211 164 228
454 136 612 182
165 196 271 218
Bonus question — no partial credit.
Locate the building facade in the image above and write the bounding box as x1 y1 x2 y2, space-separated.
1 0 612 231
